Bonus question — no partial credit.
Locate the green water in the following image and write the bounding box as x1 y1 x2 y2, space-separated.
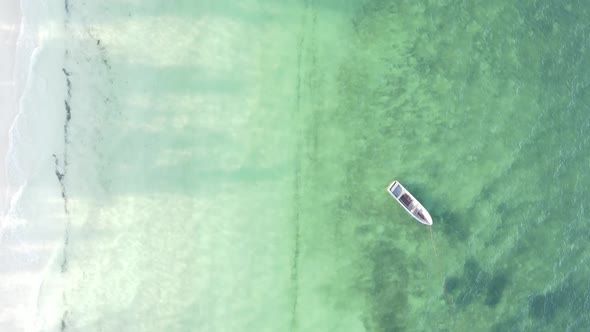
41 0 590 331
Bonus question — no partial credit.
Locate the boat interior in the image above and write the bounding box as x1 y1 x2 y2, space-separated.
390 184 403 198
400 193 413 207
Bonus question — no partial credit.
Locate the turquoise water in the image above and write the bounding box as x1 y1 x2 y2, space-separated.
5 0 590 331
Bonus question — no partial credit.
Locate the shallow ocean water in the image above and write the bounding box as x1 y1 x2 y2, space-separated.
5 0 590 331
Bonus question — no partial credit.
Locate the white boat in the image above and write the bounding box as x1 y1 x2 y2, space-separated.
386 180 433 225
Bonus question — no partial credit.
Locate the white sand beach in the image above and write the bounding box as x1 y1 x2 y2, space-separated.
0 1 31 329
0 0 21 215
0 2 29 330
1 2 58 332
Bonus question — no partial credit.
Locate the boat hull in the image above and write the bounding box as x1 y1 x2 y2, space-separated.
386 180 433 225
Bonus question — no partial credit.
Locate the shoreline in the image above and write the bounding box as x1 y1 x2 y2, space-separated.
0 0 23 216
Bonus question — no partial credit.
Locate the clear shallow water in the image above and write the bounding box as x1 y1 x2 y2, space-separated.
4 0 590 331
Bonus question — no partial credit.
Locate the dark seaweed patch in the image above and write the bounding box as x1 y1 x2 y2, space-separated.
354 224 373 237
94 38 112 70
66 79 71 98
435 209 469 242
490 315 523 332
53 154 69 274
484 273 508 306
52 154 64 182
443 276 461 293
52 154 68 212
525 273 590 330
64 101 71 121
529 292 558 321
446 258 510 309
60 253 68 273
290 38 304 327
60 310 68 331
101 58 111 70
372 291 408 332
55 58 72 274
289 207 300 331
367 244 410 331
463 258 481 284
